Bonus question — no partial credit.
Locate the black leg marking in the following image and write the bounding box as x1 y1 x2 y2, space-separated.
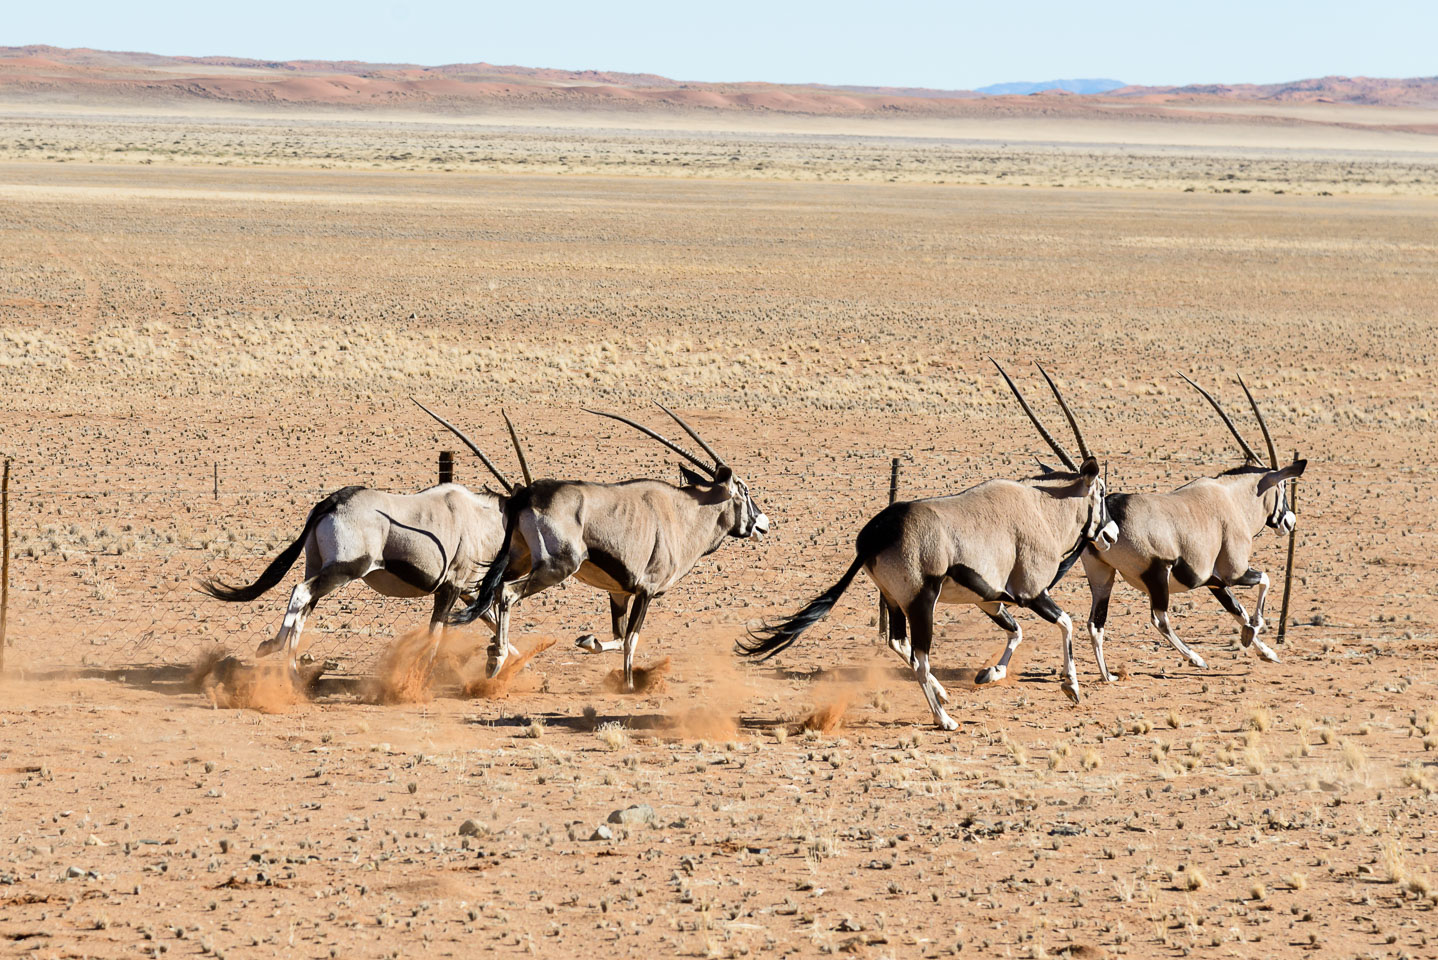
1171 558 1206 591
1140 562 1172 615
1021 591 1064 625
945 563 1005 602
1208 584 1246 619
985 604 1018 633
609 594 629 639
885 600 908 645
1231 568 1263 587
904 579 943 661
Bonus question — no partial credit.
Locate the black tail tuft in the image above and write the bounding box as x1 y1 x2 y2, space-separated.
450 486 529 625
738 555 866 660
197 486 359 603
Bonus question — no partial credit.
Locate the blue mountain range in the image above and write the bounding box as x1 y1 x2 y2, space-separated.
976 78 1126 95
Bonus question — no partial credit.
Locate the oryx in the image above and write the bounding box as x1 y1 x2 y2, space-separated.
199 402 534 682
740 362 1117 728
1079 374 1306 680
441 404 770 693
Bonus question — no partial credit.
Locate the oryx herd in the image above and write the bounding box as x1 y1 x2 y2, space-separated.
202 364 1305 729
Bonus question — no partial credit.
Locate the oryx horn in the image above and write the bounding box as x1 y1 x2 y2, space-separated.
990 358 1078 472
1236 374 1279 470
502 410 533 487
411 398 514 493
654 401 726 469
1177 374 1262 464
584 408 716 477
1034 362 1091 462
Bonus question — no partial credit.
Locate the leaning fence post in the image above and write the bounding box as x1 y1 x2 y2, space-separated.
438 450 454 486
1275 448 1299 644
877 457 900 637
1 458 10 673
213 462 219 500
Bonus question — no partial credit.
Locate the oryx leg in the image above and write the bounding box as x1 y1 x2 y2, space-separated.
884 598 950 704
1081 553 1118 683
578 593 629 654
619 594 652 694
906 579 956 731
1023 591 1080 704
1140 562 1207 670
420 582 463 670
1229 568 1278 662
265 559 370 684
973 602 1023 687
486 514 584 676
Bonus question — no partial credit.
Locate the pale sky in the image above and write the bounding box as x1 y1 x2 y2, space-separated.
7 0 1433 90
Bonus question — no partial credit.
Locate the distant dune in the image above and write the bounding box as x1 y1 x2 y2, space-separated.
1 44 1436 126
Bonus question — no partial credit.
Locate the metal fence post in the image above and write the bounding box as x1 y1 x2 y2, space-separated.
1 459 10 672
1276 448 1299 644
877 457 900 637
438 450 454 486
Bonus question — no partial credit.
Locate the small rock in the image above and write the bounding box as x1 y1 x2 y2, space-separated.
589 825 614 842
458 820 483 837
66 865 87 879
607 804 655 826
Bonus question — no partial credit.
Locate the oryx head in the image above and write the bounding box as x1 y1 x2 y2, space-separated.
1179 373 1307 534
992 359 1118 550
588 403 770 540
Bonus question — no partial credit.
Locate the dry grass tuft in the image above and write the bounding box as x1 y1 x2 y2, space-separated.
596 722 630 751
1183 868 1208 892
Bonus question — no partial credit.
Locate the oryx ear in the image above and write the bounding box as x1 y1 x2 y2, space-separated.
1079 456 1100 480
678 465 708 487
1257 459 1307 495
713 465 734 488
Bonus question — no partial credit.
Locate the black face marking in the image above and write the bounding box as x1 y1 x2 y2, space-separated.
1171 558 1206 591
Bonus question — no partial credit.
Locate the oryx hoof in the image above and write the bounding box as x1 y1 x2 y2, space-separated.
1185 652 1208 670
575 634 602 654
1060 681 1081 704
1099 672 1117 684
974 664 1006 685
934 713 959 732
255 637 284 658
1251 639 1281 664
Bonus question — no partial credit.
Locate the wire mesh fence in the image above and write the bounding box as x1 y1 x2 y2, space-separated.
0 446 1424 676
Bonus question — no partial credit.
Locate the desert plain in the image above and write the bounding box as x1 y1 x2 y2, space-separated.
1 78 1437 959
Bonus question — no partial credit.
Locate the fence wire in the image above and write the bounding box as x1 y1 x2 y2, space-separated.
0 450 1424 675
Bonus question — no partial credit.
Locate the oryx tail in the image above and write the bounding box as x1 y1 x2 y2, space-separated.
199 486 362 602
740 507 894 659
450 485 531 625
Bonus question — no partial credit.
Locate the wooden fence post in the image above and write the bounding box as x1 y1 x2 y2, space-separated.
877 457 900 637
1 459 10 672
438 450 454 486
1275 449 1299 644
213 462 219 500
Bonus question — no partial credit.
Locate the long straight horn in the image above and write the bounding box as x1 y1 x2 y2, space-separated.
1177 373 1261 464
501 410 533 487
1034 362 1091 462
990 358 1078 471
584 409 716 477
1236 374 1279 469
654 401 726 469
411 398 513 494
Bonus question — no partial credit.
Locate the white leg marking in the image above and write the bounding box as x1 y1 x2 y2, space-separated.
1087 622 1115 682
915 652 957 731
1057 612 1080 704
1151 610 1208 670
975 627 1022 686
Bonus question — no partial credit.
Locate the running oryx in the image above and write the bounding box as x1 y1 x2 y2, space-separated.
443 404 770 693
1078 374 1306 680
199 402 533 683
740 362 1117 728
